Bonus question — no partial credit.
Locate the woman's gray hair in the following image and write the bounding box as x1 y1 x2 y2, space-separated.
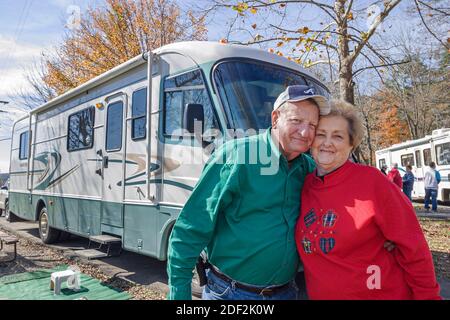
325 100 365 150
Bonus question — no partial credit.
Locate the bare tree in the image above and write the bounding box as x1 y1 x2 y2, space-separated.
384 37 449 139
11 56 57 110
197 0 409 105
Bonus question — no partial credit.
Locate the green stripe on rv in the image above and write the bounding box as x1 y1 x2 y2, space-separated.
8 191 180 260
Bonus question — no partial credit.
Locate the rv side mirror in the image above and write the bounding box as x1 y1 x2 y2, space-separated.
183 103 204 135
1 186 7 190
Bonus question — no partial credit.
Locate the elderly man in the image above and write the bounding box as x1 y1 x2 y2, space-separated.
167 85 330 300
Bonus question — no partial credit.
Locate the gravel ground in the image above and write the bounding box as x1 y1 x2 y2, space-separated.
419 217 450 281
0 233 166 300
413 202 450 214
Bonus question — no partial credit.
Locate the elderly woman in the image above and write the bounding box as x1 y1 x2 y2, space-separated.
295 100 441 300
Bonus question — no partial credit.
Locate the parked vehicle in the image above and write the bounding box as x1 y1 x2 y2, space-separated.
0 180 8 219
8 41 329 260
375 128 450 202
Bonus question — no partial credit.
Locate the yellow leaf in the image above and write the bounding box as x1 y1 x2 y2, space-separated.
268 48 275 53
299 27 310 34
361 32 368 41
347 12 353 20
250 7 257 14
277 41 284 47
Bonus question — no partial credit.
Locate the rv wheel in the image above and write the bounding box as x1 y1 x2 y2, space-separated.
4 201 15 222
38 207 60 244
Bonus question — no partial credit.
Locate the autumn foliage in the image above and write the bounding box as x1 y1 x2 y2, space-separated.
43 0 207 96
376 102 411 148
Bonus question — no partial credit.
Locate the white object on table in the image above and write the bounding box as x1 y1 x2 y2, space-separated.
50 269 80 295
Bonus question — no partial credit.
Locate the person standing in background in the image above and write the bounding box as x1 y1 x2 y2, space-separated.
424 162 440 213
402 165 415 201
387 163 403 189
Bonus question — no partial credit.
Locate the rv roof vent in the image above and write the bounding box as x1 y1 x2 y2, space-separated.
432 128 450 135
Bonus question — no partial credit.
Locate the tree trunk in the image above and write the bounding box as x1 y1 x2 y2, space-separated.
335 1 355 105
339 64 355 104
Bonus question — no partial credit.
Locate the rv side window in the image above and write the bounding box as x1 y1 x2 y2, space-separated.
131 88 147 140
19 131 29 160
436 142 450 165
106 101 123 151
163 69 217 137
67 106 95 152
423 148 432 166
415 150 422 168
378 159 386 169
400 153 414 167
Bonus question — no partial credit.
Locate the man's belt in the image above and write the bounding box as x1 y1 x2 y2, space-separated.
209 266 291 296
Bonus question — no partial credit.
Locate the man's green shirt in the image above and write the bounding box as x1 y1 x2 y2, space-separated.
167 128 315 299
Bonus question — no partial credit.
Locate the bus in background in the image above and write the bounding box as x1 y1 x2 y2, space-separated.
376 128 450 202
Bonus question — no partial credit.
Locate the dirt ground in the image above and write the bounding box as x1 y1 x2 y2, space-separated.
419 217 450 281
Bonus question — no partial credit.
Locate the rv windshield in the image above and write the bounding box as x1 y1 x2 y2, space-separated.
213 60 329 132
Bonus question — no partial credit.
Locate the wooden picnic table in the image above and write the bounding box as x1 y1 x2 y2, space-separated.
0 230 18 262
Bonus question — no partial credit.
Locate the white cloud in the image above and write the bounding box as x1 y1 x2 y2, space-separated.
50 0 78 9
0 36 49 97
0 36 44 65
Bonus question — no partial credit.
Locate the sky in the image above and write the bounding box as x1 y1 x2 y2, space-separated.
0 0 101 172
0 0 432 172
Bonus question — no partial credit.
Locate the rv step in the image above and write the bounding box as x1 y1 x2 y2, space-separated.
88 235 122 244
75 249 109 260
86 235 122 258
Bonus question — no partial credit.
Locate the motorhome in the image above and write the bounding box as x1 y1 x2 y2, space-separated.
7 41 329 260
375 128 450 202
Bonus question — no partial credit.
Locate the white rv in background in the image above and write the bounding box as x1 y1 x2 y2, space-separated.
7 41 330 261
375 128 450 202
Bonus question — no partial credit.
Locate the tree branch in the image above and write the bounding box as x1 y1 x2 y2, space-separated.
417 0 450 15
349 0 401 64
352 58 410 77
414 0 449 49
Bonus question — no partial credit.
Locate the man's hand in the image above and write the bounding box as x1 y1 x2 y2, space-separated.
384 240 396 252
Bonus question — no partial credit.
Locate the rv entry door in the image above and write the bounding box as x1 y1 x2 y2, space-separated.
101 95 127 229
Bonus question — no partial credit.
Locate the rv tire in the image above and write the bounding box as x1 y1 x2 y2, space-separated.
38 207 61 244
5 201 17 222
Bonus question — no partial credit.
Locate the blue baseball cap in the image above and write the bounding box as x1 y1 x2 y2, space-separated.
274 85 330 115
